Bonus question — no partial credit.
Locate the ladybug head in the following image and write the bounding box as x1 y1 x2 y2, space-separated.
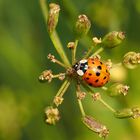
73 59 88 76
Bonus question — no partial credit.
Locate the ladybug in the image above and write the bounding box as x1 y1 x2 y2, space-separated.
73 58 110 87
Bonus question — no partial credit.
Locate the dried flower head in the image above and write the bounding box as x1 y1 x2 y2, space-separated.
48 3 60 33
92 37 102 45
114 107 140 119
53 96 64 106
102 31 125 48
39 70 53 82
108 83 129 96
74 14 91 38
123 52 140 69
82 115 109 138
45 106 60 125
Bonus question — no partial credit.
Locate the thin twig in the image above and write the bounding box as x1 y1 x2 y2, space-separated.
72 39 78 64
91 47 104 57
81 82 116 113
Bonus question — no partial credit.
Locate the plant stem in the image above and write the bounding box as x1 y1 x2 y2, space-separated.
98 98 116 113
83 45 94 59
55 78 71 97
72 39 78 64
54 59 69 68
59 79 71 97
77 99 86 117
52 73 65 78
50 32 70 66
91 47 104 57
39 0 70 66
81 82 116 113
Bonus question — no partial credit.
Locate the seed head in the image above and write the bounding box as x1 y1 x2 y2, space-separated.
108 83 129 96
114 107 140 119
102 31 125 48
105 59 112 70
47 53 56 63
77 91 86 100
47 3 60 33
92 37 102 45
92 92 101 101
45 106 60 125
82 115 109 138
39 70 53 82
67 42 75 49
53 96 64 106
74 14 91 38
123 52 140 69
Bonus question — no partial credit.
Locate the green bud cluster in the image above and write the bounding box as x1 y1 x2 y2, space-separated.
47 3 60 34
102 31 125 48
74 14 91 38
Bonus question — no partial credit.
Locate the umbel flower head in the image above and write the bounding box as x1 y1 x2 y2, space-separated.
39 1 140 138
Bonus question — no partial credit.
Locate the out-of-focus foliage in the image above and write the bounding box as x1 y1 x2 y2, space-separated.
0 0 140 140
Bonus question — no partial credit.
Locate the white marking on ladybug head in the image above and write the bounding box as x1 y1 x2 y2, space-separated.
77 70 84 76
79 59 87 64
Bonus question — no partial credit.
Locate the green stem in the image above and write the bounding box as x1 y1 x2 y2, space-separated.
83 45 94 59
81 82 116 113
91 47 104 57
39 0 70 66
99 98 116 113
50 31 70 66
52 73 65 78
59 79 71 97
77 99 86 117
56 78 71 97
72 39 78 64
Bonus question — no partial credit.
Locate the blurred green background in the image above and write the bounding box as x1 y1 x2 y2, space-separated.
0 0 140 140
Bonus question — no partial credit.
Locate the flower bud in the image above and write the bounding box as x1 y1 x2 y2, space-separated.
53 96 64 106
74 14 91 38
45 106 60 125
102 31 125 48
67 42 75 49
47 3 60 34
39 70 53 83
108 83 129 96
92 37 102 45
114 107 140 119
123 52 140 69
92 92 101 101
82 115 109 138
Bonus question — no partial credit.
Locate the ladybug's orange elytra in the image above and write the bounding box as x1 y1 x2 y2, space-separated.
73 58 110 87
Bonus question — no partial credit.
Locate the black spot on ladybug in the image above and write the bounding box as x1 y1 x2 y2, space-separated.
96 72 100 76
86 77 89 80
106 69 108 73
103 76 106 79
97 66 102 70
88 73 92 76
95 79 99 83
89 83 93 86
92 62 95 64
100 62 103 65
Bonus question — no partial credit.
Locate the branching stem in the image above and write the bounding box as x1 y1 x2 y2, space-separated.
56 78 71 97
39 0 70 66
91 47 104 57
